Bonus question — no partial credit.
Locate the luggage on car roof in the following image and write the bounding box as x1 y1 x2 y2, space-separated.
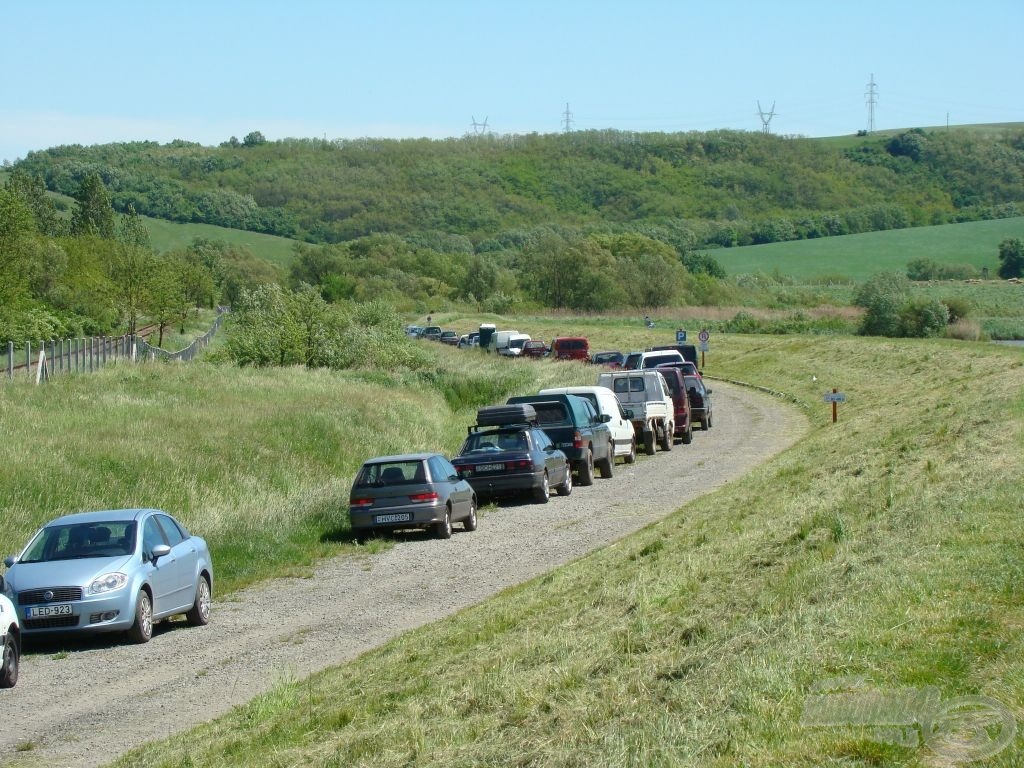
476 403 537 427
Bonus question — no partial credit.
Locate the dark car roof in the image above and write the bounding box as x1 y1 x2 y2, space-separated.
362 453 439 464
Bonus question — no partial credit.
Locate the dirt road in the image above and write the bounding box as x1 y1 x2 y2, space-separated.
0 383 807 768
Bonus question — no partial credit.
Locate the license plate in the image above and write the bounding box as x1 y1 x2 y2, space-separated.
374 513 412 524
475 463 505 472
558 442 574 449
25 603 73 619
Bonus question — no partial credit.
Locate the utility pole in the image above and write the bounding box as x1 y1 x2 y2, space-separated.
562 103 574 133
865 74 878 134
756 101 777 134
470 115 490 135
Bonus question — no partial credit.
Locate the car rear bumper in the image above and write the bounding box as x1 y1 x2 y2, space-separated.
463 470 543 497
350 502 447 531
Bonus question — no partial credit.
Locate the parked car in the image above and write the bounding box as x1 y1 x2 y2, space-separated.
458 332 480 349
451 405 571 504
349 453 477 540
420 326 442 341
622 350 685 370
649 343 699 367
2 509 213 644
522 340 549 358
439 330 460 345
538 386 636 464
404 325 424 338
506 393 614 484
684 375 714 429
550 336 590 361
658 360 702 378
597 370 675 455
491 329 522 354
0 586 19 687
591 351 624 368
653 365 694 444
499 333 532 357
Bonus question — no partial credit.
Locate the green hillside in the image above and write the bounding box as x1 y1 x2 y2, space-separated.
704 216 1024 281
141 216 300 268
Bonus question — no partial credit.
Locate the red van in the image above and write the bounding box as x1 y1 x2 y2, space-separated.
550 337 590 361
653 366 694 444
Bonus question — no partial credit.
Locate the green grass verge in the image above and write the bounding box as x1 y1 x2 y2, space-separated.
101 329 1023 767
703 217 1024 281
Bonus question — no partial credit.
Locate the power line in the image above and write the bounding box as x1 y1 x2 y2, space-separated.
562 103 574 133
865 74 878 134
756 100 777 134
469 115 490 135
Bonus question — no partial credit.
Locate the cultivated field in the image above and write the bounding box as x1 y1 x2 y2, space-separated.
703 216 1024 281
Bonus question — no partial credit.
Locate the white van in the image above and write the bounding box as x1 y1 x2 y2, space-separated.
538 385 637 464
490 329 521 354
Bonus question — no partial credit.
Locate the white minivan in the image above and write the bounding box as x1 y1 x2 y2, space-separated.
0 578 20 688
538 385 637 464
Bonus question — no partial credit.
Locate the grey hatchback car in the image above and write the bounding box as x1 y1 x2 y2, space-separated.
349 453 477 541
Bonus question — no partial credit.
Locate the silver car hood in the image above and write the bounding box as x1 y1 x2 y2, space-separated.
7 555 135 591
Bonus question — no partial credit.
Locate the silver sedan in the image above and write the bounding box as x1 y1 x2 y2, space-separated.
2 509 213 644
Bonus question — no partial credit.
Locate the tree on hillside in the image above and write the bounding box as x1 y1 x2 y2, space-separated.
117 203 151 250
5 169 61 236
242 131 267 147
147 257 189 347
71 172 116 238
997 237 1024 279
108 243 154 335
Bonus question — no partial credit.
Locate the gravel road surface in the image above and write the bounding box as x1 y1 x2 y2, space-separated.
0 383 807 768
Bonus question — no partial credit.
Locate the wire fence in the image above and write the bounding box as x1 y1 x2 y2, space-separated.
3 312 227 384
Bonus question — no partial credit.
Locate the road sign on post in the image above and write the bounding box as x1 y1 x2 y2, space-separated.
698 329 710 343
823 389 846 422
676 328 687 343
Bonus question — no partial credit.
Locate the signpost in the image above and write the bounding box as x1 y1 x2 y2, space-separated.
698 329 709 368
676 328 687 343
822 388 847 423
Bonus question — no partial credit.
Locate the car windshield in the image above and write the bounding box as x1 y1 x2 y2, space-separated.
20 521 137 563
593 352 621 364
355 461 426 487
509 338 529 350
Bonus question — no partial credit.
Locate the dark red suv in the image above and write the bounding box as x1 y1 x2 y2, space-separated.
653 365 693 444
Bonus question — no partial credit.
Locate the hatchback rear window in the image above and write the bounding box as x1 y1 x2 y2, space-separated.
356 461 426 487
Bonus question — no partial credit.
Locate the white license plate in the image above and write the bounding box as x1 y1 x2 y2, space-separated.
374 513 412 524
475 463 506 472
26 603 73 619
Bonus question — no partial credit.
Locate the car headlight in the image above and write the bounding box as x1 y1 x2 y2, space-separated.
88 572 128 595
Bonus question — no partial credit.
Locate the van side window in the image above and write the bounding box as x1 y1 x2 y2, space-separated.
629 377 645 392
613 378 629 394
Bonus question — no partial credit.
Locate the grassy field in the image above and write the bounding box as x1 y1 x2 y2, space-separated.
703 217 1024 281
141 215 302 268
74 323 1022 767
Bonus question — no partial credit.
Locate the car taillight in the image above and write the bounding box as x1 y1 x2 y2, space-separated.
408 491 439 503
572 430 584 449
511 459 533 470
350 497 374 508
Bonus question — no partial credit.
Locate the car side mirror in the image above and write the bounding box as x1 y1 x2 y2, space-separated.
598 413 611 423
149 543 171 563
543 445 555 453
3 555 15 568
706 388 713 394
622 408 635 419
449 474 460 482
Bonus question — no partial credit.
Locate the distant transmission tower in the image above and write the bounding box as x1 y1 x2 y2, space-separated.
864 74 878 134
756 101 777 134
470 115 490 136
562 103 574 133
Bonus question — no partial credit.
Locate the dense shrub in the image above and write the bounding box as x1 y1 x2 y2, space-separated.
898 297 949 337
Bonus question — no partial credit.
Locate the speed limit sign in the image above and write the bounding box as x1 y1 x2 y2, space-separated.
698 329 710 342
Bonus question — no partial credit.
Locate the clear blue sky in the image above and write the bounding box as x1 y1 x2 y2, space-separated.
2 0 1020 162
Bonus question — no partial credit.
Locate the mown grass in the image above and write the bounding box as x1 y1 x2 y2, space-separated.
703 217 1024 281
141 215 302 268
102 330 1023 767
0 345 592 595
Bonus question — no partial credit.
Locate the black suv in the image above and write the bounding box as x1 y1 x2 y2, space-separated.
505 394 614 485
451 405 571 504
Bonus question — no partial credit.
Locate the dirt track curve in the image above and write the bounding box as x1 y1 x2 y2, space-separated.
0 383 807 768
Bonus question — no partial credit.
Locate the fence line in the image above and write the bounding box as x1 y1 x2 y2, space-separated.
3 312 227 384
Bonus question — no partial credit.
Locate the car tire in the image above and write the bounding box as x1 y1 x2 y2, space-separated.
707 412 713 429
556 465 573 496
0 631 18 688
682 423 693 445
463 499 478 531
576 450 595 486
127 590 153 644
185 575 212 627
624 439 637 464
702 416 709 431
353 529 370 544
533 471 551 504
434 506 453 539
660 423 673 451
643 431 656 456
598 450 614 478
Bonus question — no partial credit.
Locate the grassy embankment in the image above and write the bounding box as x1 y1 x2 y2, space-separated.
97 329 1024 767
0 344 599 595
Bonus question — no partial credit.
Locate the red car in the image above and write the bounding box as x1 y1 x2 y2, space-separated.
550 337 590 361
522 340 549 358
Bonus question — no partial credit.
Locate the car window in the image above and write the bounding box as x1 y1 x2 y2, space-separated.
437 456 459 478
355 461 425 487
427 456 450 481
142 516 168 560
20 521 137 562
629 377 645 393
531 429 550 450
156 514 186 547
